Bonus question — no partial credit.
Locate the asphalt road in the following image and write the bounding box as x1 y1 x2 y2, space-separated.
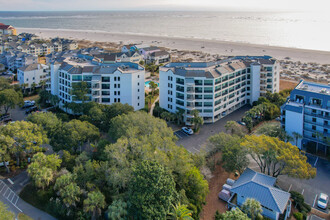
175 105 250 153
277 154 330 212
176 105 330 214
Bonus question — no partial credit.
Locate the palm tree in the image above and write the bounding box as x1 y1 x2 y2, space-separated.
31 82 37 93
149 81 158 96
39 80 46 90
315 131 324 153
146 94 153 111
84 190 106 220
241 198 263 220
168 203 193 220
34 167 54 190
292 132 303 147
191 109 204 132
175 109 185 125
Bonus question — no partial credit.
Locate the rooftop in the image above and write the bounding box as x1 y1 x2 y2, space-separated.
295 80 330 95
231 168 290 213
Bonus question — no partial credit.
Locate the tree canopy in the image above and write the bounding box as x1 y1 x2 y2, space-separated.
128 160 176 219
0 88 23 114
241 135 316 178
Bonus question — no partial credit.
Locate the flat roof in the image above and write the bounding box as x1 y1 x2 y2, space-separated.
295 80 330 95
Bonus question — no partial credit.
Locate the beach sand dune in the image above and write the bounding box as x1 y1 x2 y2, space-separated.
18 28 330 64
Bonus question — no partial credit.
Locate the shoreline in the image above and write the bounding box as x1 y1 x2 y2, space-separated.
18 27 330 64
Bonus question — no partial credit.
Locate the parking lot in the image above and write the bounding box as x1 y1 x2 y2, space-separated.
277 154 330 213
175 105 250 153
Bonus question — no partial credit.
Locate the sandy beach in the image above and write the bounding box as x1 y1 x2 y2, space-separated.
18 27 330 64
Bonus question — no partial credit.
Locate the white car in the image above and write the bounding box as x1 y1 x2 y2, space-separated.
182 127 194 135
317 193 329 209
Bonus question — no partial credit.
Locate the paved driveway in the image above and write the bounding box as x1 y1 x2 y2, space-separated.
176 105 250 153
276 154 330 211
0 172 57 220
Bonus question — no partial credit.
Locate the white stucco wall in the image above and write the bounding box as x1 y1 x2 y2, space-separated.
285 109 304 149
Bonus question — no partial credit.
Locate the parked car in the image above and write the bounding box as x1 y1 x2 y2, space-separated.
22 100 35 109
182 127 194 135
237 121 246 126
317 193 329 209
25 106 38 114
275 117 281 121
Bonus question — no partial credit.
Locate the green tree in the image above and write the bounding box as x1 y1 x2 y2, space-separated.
241 198 263 220
222 143 249 174
175 108 185 125
168 203 193 220
27 152 62 189
292 132 303 147
255 122 292 142
128 160 176 219
241 135 316 178
183 167 209 218
52 119 100 152
0 89 23 114
225 121 246 137
71 81 89 103
54 172 81 207
149 81 158 96
83 190 106 220
191 109 204 132
0 134 15 173
218 208 250 220
0 77 11 91
0 201 15 220
1 121 48 166
27 112 62 138
107 200 128 220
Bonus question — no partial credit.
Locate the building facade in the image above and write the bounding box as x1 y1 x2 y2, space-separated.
18 63 50 89
51 59 145 112
159 56 279 124
281 80 330 155
0 23 17 35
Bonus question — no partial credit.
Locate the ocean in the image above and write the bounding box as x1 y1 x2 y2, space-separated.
1 11 329 51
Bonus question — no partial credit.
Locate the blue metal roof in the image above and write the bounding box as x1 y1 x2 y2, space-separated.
231 168 290 213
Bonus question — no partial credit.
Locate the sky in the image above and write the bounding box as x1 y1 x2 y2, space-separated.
1 0 330 11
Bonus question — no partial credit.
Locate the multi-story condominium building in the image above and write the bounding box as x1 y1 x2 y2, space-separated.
159 56 279 124
93 51 143 64
18 63 50 89
50 57 145 112
0 52 38 71
146 51 170 65
281 80 330 155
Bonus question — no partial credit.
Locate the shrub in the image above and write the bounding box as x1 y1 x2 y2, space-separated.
293 212 303 220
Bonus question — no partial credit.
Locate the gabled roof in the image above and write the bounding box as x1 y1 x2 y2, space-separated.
231 168 290 213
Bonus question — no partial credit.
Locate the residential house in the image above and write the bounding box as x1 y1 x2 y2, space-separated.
228 168 291 220
139 46 161 59
0 23 17 35
147 50 170 64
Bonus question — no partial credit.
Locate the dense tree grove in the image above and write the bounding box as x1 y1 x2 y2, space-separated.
21 109 208 219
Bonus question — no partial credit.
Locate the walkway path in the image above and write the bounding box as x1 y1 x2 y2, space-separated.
149 96 159 115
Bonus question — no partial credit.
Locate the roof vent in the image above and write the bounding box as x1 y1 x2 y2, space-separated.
301 85 308 90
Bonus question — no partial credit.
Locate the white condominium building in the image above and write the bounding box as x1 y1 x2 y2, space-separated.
159 56 279 124
17 63 50 89
50 57 145 112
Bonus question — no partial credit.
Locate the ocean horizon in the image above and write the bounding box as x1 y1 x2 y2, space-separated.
1 11 330 52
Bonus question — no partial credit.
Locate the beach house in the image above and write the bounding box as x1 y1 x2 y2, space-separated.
0 23 17 36
146 51 170 65
228 168 291 220
159 56 279 125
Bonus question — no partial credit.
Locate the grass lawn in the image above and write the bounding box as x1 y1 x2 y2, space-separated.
23 94 39 101
253 121 281 135
17 213 33 220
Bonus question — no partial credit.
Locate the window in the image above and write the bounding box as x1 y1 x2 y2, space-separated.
114 98 117 102
138 82 140 86
138 75 140 78
118 98 120 102
114 84 117 88
312 118 316 122
114 77 117 81
138 89 140 92
102 84 110 89
118 77 120 81
102 98 110 103
138 96 140 100
312 125 316 130
118 84 120 88
102 77 110 82
114 91 117 95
